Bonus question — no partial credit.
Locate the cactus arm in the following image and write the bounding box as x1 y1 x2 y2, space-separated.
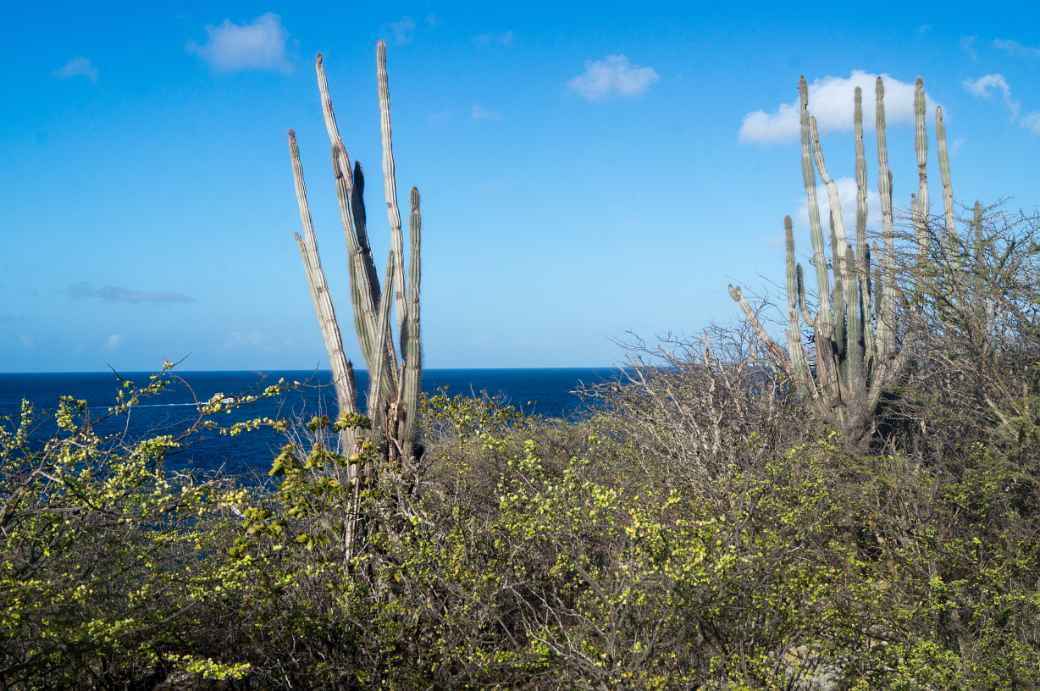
935 105 957 257
872 243 883 324
810 116 850 270
400 187 423 461
784 217 817 399
316 53 355 195
854 87 868 262
796 263 813 325
875 77 897 360
913 78 929 259
376 41 409 346
828 211 847 370
846 243 865 401
331 146 381 367
352 161 400 394
853 88 876 377
367 256 396 438
288 130 359 422
799 77 832 330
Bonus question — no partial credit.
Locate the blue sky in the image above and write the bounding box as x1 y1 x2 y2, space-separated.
2 1 1038 371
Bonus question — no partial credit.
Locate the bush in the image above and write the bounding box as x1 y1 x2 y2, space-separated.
5 224 1040 688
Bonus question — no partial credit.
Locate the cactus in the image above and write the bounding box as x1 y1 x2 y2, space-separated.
728 75 959 449
287 42 424 554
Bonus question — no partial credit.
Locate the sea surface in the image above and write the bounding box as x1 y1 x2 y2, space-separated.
0 369 617 476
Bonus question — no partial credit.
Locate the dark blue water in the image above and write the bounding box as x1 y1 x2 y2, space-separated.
0 369 615 476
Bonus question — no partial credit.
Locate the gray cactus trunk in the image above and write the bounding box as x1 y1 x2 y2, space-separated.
287 41 424 559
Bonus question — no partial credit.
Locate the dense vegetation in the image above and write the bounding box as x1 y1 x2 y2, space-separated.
2 207 1040 689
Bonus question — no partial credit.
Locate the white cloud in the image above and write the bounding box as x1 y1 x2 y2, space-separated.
54 57 98 82
963 73 1021 119
187 13 290 73
104 334 123 351
567 55 659 102
471 104 502 121
740 71 932 143
474 31 513 47
964 74 1040 137
386 17 416 46
994 38 1040 59
1021 112 1040 136
796 176 882 241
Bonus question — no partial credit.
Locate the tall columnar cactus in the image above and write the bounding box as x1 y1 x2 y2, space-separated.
287 42 423 552
730 75 962 449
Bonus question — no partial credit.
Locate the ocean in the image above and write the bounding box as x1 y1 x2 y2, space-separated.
0 369 617 476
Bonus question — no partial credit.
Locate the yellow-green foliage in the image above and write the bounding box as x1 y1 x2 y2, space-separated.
2 372 1040 688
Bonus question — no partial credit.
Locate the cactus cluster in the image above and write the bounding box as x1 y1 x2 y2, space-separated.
730 75 962 449
287 41 423 521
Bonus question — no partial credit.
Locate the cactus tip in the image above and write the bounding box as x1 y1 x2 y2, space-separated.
410 187 420 207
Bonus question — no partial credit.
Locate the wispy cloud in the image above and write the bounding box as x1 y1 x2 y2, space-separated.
68 282 196 304
54 57 98 83
1021 113 1040 135
471 104 502 121
993 38 1040 59
963 73 1040 137
386 17 416 46
740 71 932 144
104 334 123 351
187 13 291 73
963 74 1020 119
568 55 659 102
474 31 513 47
